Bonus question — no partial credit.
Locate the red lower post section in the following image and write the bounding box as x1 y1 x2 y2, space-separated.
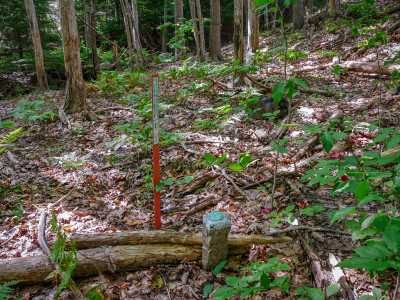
153 143 161 229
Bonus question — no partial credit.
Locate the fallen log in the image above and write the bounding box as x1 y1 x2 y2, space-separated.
0 244 202 285
339 61 400 76
69 230 293 249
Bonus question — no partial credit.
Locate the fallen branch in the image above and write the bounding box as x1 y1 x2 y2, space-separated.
179 141 203 156
183 197 219 215
161 195 215 213
262 225 351 237
94 106 138 114
220 168 251 201
242 171 303 190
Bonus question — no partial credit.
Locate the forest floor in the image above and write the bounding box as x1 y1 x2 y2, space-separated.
2 4 400 300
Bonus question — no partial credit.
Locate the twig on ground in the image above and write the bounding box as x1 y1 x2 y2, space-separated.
262 225 351 237
220 168 251 201
183 196 218 215
94 106 138 114
161 196 215 213
48 186 77 209
179 141 203 156
242 171 303 190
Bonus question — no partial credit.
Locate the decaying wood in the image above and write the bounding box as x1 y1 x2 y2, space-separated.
0 233 292 285
328 254 356 300
69 230 293 249
38 210 87 299
339 61 400 76
298 232 354 300
176 172 219 197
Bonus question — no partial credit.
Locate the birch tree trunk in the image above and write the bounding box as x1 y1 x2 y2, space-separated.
174 0 184 57
195 0 206 62
234 0 245 86
209 0 222 60
59 0 87 114
265 4 269 30
24 0 49 90
120 0 134 71
293 0 304 29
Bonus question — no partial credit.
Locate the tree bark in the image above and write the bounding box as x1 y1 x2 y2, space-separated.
327 0 340 16
113 41 122 72
306 0 313 16
247 0 259 61
120 0 134 71
69 230 293 249
234 0 245 85
293 0 304 29
209 0 222 60
174 0 184 57
189 0 202 60
161 0 169 53
60 0 87 114
91 0 99 77
24 0 49 90
83 0 91 57
195 0 206 62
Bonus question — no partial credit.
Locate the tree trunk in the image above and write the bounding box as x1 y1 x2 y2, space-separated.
293 0 304 29
189 0 201 59
120 0 134 71
24 0 49 90
83 0 91 57
209 0 222 60
265 4 269 30
283 2 293 24
306 0 313 16
195 0 206 62
91 0 99 77
328 0 339 16
17 32 24 60
174 0 184 57
60 0 87 114
161 0 169 53
124 0 139 68
234 0 245 86
113 41 122 72
247 0 259 61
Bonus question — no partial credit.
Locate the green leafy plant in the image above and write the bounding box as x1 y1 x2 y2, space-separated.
10 99 58 124
0 281 22 300
295 283 341 300
46 211 78 298
209 258 290 299
265 204 297 227
155 175 194 192
0 127 31 153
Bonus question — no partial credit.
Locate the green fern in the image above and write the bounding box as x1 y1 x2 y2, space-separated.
46 211 78 298
0 280 22 300
0 127 31 153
